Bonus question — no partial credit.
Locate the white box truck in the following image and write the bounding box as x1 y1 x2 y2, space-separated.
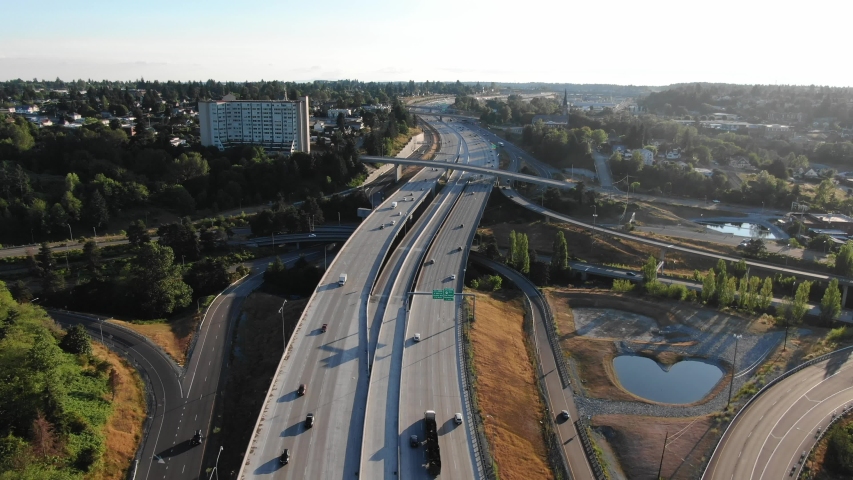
339 273 347 286
391 201 398 208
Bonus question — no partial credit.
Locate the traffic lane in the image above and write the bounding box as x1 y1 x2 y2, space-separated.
49 311 184 479
361 170 465 477
241 137 454 477
706 354 853 480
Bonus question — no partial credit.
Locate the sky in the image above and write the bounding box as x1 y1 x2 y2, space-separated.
1 0 849 87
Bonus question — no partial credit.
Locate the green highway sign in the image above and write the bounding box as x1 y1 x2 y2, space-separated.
432 290 443 299
443 288 454 301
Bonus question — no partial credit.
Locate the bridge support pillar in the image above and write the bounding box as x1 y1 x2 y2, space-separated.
843 285 849 309
395 164 402 182
581 271 588 281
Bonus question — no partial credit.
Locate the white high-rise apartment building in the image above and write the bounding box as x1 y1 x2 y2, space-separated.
198 94 310 153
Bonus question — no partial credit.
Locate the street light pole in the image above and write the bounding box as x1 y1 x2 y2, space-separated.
278 300 288 352
727 334 742 408
67 224 73 243
208 446 224 480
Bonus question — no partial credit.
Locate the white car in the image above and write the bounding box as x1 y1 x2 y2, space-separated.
454 413 463 425
451 274 456 280
414 333 421 342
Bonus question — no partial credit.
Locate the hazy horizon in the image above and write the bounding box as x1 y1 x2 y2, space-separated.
2 0 849 88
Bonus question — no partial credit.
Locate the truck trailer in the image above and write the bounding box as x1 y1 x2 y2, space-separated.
339 273 347 286
424 410 441 475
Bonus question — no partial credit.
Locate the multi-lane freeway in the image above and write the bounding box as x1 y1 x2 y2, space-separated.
705 351 853 480
238 118 455 479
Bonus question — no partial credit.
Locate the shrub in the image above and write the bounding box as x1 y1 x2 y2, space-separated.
612 279 635 292
825 424 853 475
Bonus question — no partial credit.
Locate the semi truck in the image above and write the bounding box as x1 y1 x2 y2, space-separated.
339 273 347 286
424 410 441 475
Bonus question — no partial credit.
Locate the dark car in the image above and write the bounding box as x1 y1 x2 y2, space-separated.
626 272 638 277
191 429 203 445
410 435 419 447
305 413 315 428
297 384 306 396
279 448 290 465
321 324 328 333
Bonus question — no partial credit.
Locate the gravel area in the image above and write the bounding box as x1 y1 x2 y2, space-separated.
570 307 801 418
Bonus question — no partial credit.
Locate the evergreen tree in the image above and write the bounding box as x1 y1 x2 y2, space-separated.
835 242 853 277
701 269 716 303
820 279 842 322
83 190 109 228
792 281 813 324
551 231 569 273
641 255 658 284
518 233 530 275
718 276 737 307
508 231 518 269
129 243 192 318
126 219 150 247
758 277 774 310
82 240 101 278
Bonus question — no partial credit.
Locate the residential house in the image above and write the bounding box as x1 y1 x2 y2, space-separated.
327 108 351 119
693 168 714 177
804 169 819 179
530 114 569 127
15 105 39 114
665 149 681 160
637 148 655 166
39 118 53 127
313 120 325 133
729 156 750 169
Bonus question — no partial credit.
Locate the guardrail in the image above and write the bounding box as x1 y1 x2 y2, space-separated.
700 344 853 479
574 418 609 480
799 403 853 479
533 287 573 390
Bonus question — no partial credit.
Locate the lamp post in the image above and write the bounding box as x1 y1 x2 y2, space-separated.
208 446 224 480
592 205 598 242
727 334 742 408
278 300 288 352
67 224 73 243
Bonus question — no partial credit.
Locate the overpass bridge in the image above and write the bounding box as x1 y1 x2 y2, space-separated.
359 155 575 190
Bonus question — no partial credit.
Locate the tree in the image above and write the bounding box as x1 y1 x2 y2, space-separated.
127 219 150 247
835 242 853 277
184 258 230 297
508 231 518 269
157 222 201 261
758 277 774 310
82 240 101 278
792 281 813 325
641 255 658 284
168 152 210 183
129 243 192 318
825 423 853 475
701 269 717 303
61 191 82 221
820 278 842 322
336 112 346 130
59 324 92 355
83 190 109 228
518 233 530 275
108 368 122 401
529 261 550 286
9 280 33 303
718 276 736 307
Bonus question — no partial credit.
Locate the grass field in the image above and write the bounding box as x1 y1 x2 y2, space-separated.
109 309 200 366
88 342 146 480
468 288 553 480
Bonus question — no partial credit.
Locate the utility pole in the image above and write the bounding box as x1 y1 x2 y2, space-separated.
278 300 288 352
727 334 742 408
657 431 669 480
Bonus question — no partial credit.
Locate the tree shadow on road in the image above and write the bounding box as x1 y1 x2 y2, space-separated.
825 349 852 379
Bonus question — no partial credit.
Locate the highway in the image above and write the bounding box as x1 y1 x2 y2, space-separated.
360 123 468 476
399 121 496 479
470 255 596 480
237 121 451 479
704 351 853 480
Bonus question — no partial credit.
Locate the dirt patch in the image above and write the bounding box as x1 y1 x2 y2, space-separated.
206 291 307 476
592 414 717 480
109 310 200 366
469 289 553 480
89 342 146 480
632 201 746 227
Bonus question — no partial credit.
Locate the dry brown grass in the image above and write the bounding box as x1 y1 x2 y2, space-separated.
87 342 146 480
468 289 553 480
109 311 200 366
592 414 716 480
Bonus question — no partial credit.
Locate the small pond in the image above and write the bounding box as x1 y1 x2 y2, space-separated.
700 222 776 239
612 355 725 404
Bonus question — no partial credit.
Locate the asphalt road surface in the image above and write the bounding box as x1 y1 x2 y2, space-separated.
399 121 496 480
704 351 853 480
238 122 453 479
